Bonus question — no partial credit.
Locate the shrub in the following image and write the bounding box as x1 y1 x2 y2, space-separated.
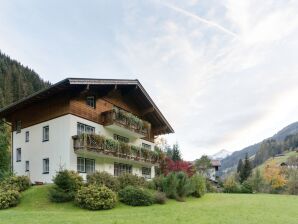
190 174 206 197
154 191 166 204
118 173 146 189
49 186 74 203
241 181 253 194
149 175 164 191
75 185 117 210
176 171 192 200
162 172 178 199
1 175 31 192
0 190 20 209
206 180 218 193
287 169 298 195
223 175 241 193
87 171 120 192
53 170 83 192
50 170 83 202
118 186 153 206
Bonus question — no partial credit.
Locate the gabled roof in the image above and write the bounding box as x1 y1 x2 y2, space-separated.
0 78 174 134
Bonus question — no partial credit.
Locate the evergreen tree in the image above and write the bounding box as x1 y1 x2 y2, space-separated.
171 143 182 161
239 153 252 183
195 155 212 175
237 159 243 173
0 121 10 179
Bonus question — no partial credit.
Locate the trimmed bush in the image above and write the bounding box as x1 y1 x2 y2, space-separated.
118 186 153 206
1 175 31 192
75 185 117 210
154 191 166 204
49 186 74 203
162 172 178 199
53 170 83 192
118 173 146 189
150 175 164 191
0 190 20 209
190 174 206 197
87 171 120 192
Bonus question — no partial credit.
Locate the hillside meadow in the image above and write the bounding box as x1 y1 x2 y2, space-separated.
0 185 297 224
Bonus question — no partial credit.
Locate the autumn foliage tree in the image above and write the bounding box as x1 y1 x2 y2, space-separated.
264 160 287 191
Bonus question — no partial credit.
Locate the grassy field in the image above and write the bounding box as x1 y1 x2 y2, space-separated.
0 185 297 224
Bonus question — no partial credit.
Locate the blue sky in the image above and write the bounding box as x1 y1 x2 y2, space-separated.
1 0 298 160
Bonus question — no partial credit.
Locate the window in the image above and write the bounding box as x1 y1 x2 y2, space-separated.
86 96 96 108
16 148 21 162
77 157 86 173
43 158 49 174
25 161 29 172
43 126 49 142
113 134 129 143
77 123 95 135
85 159 95 174
77 157 95 173
25 131 29 142
16 120 21 133
142 143 151 150
142 167 151 179
114 162 132 176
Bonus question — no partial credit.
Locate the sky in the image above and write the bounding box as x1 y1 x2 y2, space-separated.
1 0 298 160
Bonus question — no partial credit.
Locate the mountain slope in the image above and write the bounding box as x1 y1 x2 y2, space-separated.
220 122 298 174
211 149 232 160
0 51 50 108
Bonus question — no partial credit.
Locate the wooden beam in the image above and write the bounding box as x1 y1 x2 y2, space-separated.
153 126 168 135
141 107 154 116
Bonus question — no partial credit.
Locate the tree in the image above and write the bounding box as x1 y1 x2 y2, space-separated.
237 159 243 173
287 169 298 195
248 169 264 192
264 160 287 191
195 155 212 175
239 154 252 183
171 143 182 161
0 121 10 180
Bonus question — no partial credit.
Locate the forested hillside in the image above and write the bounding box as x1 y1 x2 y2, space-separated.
0 51 50 178
220 122 298 175
0 51 50 108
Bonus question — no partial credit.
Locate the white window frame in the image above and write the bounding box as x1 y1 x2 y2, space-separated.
142 167 151 179
114 162 132 176
77 123 95 135
77 157 86 173
43 158 49 174
43 126 49 142
16 120 21 133
85 158 95 174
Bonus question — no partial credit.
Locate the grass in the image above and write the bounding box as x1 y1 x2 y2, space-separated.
0 185 297 224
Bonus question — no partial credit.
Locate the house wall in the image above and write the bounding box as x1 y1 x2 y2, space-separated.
13 114 155 183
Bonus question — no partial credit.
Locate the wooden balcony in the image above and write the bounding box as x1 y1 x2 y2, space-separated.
101 109 151 138
72 134 162 165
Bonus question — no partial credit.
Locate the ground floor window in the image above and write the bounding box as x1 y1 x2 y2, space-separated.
114 162 132 176
43 158 49 174
16 148 21 162
142 167 151 179
77 157 95 174
25 161 29 172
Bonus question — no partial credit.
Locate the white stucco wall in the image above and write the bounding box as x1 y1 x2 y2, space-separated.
13 114 155 183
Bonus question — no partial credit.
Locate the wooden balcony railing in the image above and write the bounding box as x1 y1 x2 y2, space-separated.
101 109 150 137
73 134 163 165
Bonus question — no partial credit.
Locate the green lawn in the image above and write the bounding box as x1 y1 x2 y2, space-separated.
0 185 297 224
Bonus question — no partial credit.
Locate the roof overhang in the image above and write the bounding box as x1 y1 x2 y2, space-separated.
0 78 174 134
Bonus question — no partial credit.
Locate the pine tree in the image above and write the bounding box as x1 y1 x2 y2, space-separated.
171 143 182 161
237 159 243 173
239 153 252 183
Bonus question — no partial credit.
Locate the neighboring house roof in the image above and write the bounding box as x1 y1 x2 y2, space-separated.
0 78 174 134
211 160 221 167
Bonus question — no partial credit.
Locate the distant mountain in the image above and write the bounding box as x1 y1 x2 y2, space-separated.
0 51 50 108
219 122 298 175
211 149 232 160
